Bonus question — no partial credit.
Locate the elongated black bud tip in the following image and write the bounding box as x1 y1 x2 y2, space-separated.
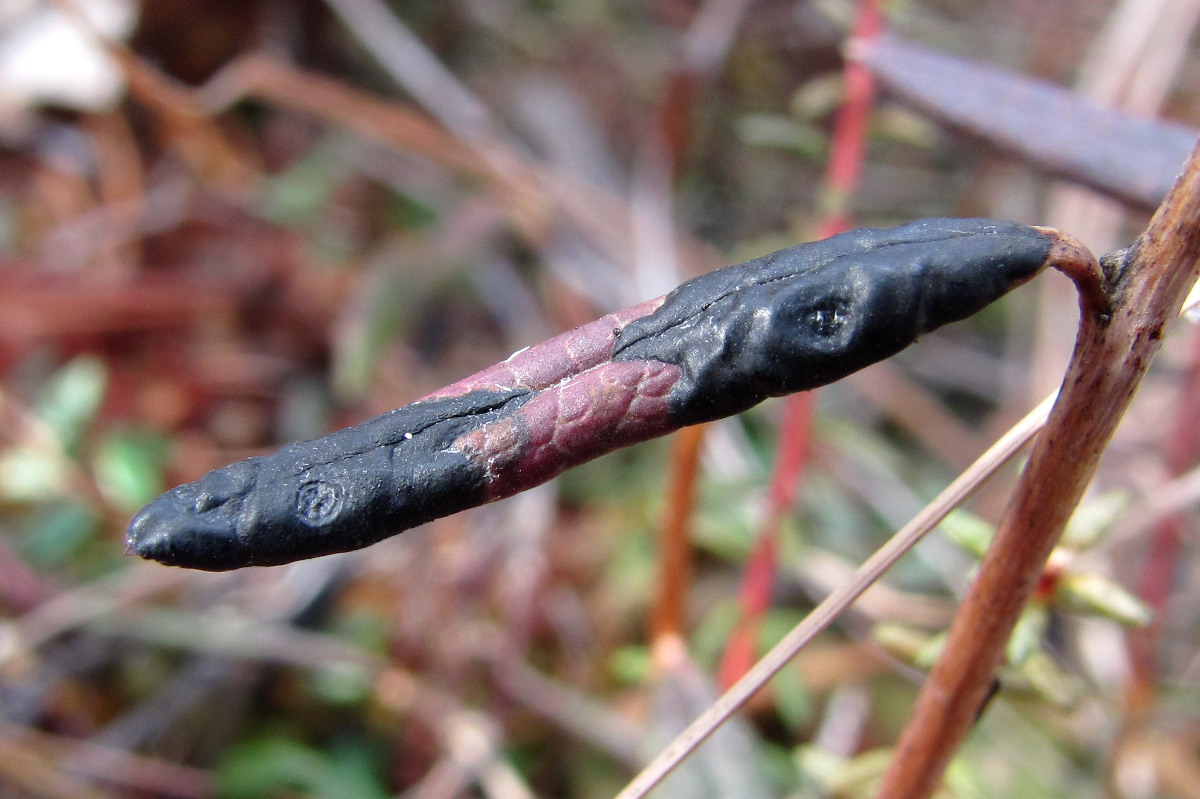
125 482 255 571
614 218 1056 424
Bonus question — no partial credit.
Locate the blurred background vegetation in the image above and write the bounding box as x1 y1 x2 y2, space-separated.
0 0 1196 797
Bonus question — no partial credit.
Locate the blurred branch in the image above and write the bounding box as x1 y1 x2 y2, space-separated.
322 0 496 139
89 604 538 798
857 33 1197 210
679 0 755 76
643 0 756 656
197 54 483 175
0 734 112 799
2 563 188 666
717 392 812 689
0 722 212 799
487 649 642 768
197 53 720 300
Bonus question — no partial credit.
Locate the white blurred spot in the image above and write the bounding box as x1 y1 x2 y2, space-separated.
0 0 139 116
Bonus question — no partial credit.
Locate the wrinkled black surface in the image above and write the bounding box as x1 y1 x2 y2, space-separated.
614 218 1052 424
127 389 528 569
128 218 1052 570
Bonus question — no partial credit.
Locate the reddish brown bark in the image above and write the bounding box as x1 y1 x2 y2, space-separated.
877 143 1200 799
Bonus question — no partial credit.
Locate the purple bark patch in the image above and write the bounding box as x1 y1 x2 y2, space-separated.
425 298 664 398
454 360 681 501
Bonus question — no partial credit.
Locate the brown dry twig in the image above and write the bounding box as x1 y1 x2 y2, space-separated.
877 142 1200 798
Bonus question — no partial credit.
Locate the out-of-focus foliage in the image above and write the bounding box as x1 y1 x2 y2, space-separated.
0 1 1195 797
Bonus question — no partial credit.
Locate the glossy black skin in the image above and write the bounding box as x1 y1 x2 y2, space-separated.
614 218 1051 424
127 218 1052 570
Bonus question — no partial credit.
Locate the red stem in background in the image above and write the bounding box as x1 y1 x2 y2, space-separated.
653 425 708 644
718 391 814 687
817 2 883 237
717 0 881 686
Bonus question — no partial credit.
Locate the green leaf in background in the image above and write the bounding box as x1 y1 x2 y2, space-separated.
1010 651 1081 709
794 744 848 795
915 631 947 671
0 194 19 256
383 191 437 230
331 269 415 401
939 509 995 560
608 645 652 686
36 355 107 452
331 609 390 654
1006 602 1048 667
307 660 374 708
815 747 891 799
735 113 827 159
20 501 99 569
92 429 168 513
217 734 389 799
257 137 347 227
691 481 761 562
317 740 391 799
217 736 325 799
790 73 846 121
771 662 813 734
1060 491 1129 551
1056 572 1152 627
690 599 740 669
0 356 109 502
0 445 70 501
796 745 985 799
872 622 936 668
